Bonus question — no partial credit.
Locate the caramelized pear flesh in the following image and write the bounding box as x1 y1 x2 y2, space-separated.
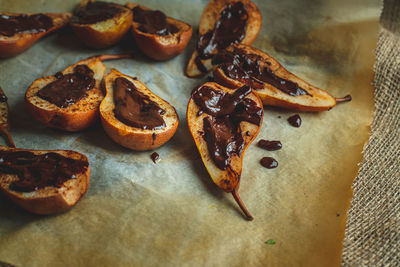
185 0 262 77
213 44 351 111
187 82 263 220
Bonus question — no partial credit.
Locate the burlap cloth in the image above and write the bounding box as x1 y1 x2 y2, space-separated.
342 0 400 265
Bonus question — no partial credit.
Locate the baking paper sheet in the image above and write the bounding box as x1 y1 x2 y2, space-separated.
0 0 379 266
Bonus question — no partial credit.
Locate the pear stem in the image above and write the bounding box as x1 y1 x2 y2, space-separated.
92 54 132 61
0 127 15 148
232 189 253 221
335 94 352 103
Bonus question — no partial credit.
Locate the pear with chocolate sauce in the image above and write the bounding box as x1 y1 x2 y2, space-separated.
213 44 352 111
0 146 90 215
70 0 133 49
0 12 71 58
187 82 263 220
126 3 193 61
185 0 261 78
25 54 130 132
100 69 179 151
0 87 15 147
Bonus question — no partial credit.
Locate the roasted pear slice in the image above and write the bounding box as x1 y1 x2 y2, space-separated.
187 82 263 220
126 3 193 61
100 69 179 151
70 0 133 49
0 86 15 147
25 54 130 132
0 146 90 215
213 44 352 111
185 0 261 78
0 12 71 58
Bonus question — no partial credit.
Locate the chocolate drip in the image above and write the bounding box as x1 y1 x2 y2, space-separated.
260 157 278 169
257 140 282 151
132 6 178 36
195 2 248 72
150 152 159 163
288 114 301 127
192 85 262 170
0 92 7 102
37 64 95 108
0 150 88 192
0 14 53 37
72 1 124 25
113 77 166 130
214 48 311 96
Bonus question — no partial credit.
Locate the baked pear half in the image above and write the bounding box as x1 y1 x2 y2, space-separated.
126 3 193 61
214 44 351 111
25 54 130 132
0 86 15 147
100 69 179 151
185 0 261 78
70 0 133 49
0 12 71 58
187 82 263 220
0 146 90 215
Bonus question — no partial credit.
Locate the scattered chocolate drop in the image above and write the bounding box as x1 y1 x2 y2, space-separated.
151 152 159 163
288 114 301 127
197 110 204 116
260 157 278 169
257 140 282 151
245 131 250 136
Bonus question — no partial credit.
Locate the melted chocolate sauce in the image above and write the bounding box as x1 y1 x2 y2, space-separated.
288 114 301 127
260 157 278 169
0 92 7 102
257 140 282 151
113 77 166 130
195 2 248 72
37 65 95 108
0 150 88 192
0 14 53 37
213 48 311 96
72 1 124 25
151 152 159 163
132 6 178 36
192 85 262 170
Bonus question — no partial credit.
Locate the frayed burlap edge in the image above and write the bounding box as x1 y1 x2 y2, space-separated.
342 0 400 265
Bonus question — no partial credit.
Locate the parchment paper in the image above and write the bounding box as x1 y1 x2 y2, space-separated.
0 0 380 266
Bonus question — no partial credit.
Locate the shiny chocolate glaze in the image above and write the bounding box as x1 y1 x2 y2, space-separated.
192 85 262 170
72 1 124 25
113 77 166 130
37 64 95 108
288 114 301 127
195 2 248 72
260 157 278 169
132 6 178 36
213 48 311 96
0 150 88 192
0 14 53 37
257 140 282 151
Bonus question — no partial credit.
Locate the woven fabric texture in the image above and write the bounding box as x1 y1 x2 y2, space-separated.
342 0 400 265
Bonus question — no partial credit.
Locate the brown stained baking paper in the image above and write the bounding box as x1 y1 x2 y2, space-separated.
0 0 380 266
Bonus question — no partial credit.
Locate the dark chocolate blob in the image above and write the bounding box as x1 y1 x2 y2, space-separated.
195 2 248 72
150 152 159 163
72 1 124 25
0 150 88 192
260 157 278 169
113 77 166 130
257 140 282 151
288 114 301 127
213 48 311 96
192 85 262 170
132 6 178 36
37 64 95 108
0 92 7 103
0 14 53 37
